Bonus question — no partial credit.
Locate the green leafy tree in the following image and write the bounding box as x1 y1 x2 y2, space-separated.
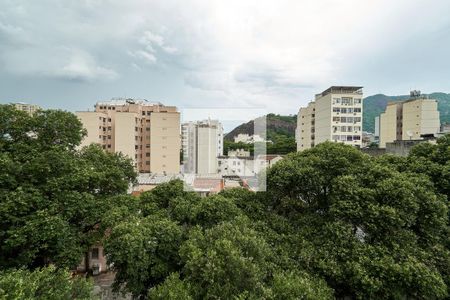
0 266 94 299
267 142 449 299
0 105 136 269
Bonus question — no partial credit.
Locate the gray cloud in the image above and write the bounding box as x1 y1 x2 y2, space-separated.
0 0 449 116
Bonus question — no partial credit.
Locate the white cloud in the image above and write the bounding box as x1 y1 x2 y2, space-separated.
55 50 118 81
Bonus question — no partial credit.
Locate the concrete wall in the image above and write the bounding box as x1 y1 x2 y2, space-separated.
379 103 399 148
76 112 106 149
150 112 180 174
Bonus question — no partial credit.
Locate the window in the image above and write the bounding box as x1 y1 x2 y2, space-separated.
354 108 361 113
342 97 353 105
146 127 150 131
146 144 150 148
142 111 146 116
108 135 111 139
333 117 340 122
108 118 111 122
147 111 151 116
333 107 340 113
333 98 341 104
146 153 150 157
354 117 361 123
354 98 361 104
91 248 99 259
146 161 150 165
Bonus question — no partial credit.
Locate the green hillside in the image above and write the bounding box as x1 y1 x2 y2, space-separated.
224 113 296 141
363 93 450 133
224 114 297 155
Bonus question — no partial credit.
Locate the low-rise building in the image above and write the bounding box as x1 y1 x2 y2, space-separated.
234 133 266 144
132 173 182 195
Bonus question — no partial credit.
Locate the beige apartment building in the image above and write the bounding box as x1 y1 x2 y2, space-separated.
379 92 440 148
296 86 363 151
13 102 41 115
76 98 180 174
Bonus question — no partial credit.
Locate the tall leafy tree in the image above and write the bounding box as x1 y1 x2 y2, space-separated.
0 104 136 269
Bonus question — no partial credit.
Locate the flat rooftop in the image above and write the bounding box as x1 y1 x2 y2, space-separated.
316 86 363 98
96 98 163 106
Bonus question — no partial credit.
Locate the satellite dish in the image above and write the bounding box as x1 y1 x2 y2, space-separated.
406 130 413 140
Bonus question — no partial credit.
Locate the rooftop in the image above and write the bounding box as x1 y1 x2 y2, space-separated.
316 86 363 98
136 173 182 185
96 97 163 107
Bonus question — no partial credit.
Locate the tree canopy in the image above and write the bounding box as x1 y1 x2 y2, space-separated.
105 140 449 299
0 104 136 270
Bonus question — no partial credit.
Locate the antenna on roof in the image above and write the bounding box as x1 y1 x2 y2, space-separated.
406 130 414 140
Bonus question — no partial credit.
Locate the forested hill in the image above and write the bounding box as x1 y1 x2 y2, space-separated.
363 92 450 133
224 113 296 141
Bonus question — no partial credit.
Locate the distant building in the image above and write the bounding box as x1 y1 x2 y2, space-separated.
76 98 180 174
218 154 283 177
374 116 380 139
234 133 266 144
228 148 251 157
296 86 363 151
379 91 440 148
13 102 41 115
182 120 223 175
218 156 255 177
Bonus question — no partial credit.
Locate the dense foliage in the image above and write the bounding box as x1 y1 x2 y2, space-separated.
105 140 449 299
223 136 296 156
0 266 94 299
1 104 448 299
0 105 136 296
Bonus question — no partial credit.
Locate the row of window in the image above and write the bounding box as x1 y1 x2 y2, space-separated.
332 117 362 123
99 117 112 122
332 126 361 132
332 97 362 105
332 135 361 141
332 107 362 113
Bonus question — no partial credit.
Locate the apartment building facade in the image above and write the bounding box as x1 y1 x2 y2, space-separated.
13 102 41 115
296 86 363 151
182 119 224 174
379 92 440 148
76 98 180 174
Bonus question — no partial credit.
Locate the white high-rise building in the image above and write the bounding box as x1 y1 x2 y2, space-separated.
296 86 364 151
182 119 223 174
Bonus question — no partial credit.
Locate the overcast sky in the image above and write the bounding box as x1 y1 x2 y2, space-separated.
1 0 449 119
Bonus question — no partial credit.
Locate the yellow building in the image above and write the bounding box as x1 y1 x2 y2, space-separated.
296 86 363 151
379 93 440 148
76 98 180 174
13 102 41 115
296 102 315 151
